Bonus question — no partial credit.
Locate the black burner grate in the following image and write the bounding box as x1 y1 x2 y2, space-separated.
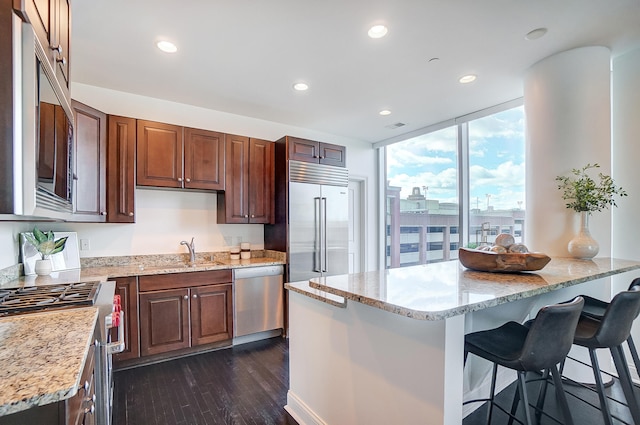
0 281 100 316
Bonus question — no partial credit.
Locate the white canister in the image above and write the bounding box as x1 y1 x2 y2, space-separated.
230 247 240 260
240 243 251 259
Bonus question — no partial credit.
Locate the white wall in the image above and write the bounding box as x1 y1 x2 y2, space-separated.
1 84 378 270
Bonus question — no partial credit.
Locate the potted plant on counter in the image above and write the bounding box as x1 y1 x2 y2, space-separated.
556 163 627 259
24 227 68 276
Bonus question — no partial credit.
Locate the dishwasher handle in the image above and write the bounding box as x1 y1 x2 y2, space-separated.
233 265 284 280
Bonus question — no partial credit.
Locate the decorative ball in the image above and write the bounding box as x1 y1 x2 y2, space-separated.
490 245 508 253
508 243 529 253
495 233 515 248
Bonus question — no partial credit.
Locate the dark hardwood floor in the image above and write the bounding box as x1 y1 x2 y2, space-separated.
113 337 294 425
114 337 637 424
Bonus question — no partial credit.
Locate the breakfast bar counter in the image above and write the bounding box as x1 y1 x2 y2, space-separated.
284 257 640 425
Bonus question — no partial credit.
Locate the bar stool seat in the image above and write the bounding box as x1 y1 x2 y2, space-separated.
566 286 640 425
579 278 640 375
464 296 584 425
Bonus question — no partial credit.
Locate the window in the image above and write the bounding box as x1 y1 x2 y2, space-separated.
384 103 524 268
385 126 458 268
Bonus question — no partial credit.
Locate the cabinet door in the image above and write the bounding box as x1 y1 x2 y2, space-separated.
319 142 346 168
218 134 250 223
52 0 70 95
288 136 319 163
14 0 52 63
136 120 183 188
107 115 136 223
248 138 274 224
113 277 140 363
191 283 233 346
139 288 190 356
53 104 70 200
184 128 225 190
73 100 106 219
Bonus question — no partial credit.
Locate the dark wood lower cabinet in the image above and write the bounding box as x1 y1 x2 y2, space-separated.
191 283 233 346
112 277 140 362
138 271 233 358
139 288 190 356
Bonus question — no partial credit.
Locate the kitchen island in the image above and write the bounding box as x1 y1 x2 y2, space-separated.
284 257 640 425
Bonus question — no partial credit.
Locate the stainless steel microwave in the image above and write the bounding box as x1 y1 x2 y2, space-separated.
3 12 74 220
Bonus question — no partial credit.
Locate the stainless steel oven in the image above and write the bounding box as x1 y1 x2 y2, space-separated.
0 280 125 425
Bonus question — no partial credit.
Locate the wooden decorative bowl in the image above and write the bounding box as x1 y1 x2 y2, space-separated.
458 247 551 273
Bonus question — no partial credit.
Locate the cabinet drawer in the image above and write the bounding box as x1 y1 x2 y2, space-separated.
139 270 232 292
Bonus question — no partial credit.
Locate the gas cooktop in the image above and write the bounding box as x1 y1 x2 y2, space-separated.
0 281 100 317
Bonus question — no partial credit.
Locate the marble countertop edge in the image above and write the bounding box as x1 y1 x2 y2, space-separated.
305 258 640 321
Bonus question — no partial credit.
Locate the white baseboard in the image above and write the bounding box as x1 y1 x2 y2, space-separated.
285 391 328 425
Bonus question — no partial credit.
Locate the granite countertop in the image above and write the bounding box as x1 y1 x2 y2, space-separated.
0 307 98 416
302 257 640 321
2 256 285 289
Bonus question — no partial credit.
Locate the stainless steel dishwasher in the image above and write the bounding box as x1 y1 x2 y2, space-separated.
233 265 284 337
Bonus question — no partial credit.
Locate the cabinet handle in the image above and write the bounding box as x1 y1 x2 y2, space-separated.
84 380 90 392
50 45 63 55
57 56 67 66
101 211 107 216
178 177 183 182
128 212 134 217
192 294 198 298
183 295 188 300
84 404 95 415
319 156 325 159
186 178 191 183
244 214 249 218
251 214 255 218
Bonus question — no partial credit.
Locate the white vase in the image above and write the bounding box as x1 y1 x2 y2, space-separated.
568 211 599 259
35 258 52 276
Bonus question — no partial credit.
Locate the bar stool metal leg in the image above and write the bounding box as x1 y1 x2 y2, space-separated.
516 372 533 425
610 345 640 424
589 348 614 425
486 363 498 425
550 365 574 425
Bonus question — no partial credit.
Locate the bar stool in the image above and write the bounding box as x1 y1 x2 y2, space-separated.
464 296 584 425
580 278 640 375
566 286 640 425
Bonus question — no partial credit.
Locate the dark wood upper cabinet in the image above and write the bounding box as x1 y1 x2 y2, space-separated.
136 120 183 188
184 127 225 190
73 100 106 220
218 136 274 224
14 0 72 99
137 120 225 190
287 136 346 167
107 115 136 223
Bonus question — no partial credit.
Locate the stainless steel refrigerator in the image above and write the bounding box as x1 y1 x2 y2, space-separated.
288 160 349 282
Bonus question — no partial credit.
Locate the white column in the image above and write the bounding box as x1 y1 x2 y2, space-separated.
524 46 611 256
612 47 640 380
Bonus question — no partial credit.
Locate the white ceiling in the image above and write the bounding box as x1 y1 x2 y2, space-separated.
71 0 640 144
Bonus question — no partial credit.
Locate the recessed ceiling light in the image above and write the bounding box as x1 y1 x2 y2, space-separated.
293 82 309 91
379 109 391 116
525 28 548 41
459 74 477 84
368 25 388 39
156 40 177 53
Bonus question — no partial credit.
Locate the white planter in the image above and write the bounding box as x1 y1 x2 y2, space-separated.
568 211 599 259
35 258 53 276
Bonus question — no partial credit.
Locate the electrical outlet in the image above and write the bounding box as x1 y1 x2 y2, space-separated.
80 239 90 251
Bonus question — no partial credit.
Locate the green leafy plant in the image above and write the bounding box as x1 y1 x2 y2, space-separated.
555 163 627 214
24 227 68 260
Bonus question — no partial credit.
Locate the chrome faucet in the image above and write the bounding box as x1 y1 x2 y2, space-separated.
180 237 196 264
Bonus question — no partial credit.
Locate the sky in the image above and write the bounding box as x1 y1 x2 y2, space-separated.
386 106 525 211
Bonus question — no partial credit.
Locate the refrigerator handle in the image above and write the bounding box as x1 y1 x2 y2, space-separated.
322 197 328 273
314 197 322 273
